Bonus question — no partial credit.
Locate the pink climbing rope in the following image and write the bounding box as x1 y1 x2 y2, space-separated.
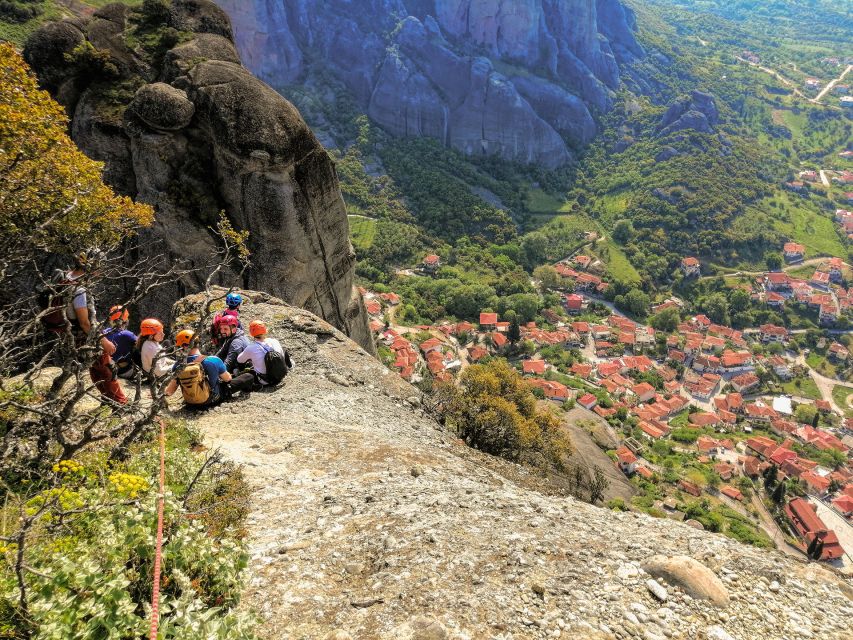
149 418 166 640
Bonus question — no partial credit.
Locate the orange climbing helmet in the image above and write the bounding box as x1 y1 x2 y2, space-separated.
248 320 267 338
175 329 196 348
109 305 130 323
139 318 164 337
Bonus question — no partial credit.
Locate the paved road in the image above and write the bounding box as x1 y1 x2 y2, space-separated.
814 65 853 103
793 353 846 413
736 57 809 101
819 169 831 187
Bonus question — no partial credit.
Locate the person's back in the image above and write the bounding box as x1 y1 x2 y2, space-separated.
237 321 290 386
181 353 227 401
106 327 137 362
166 330 231 407
137 319 173 378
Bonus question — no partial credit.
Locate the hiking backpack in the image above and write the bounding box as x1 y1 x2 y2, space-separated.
176 360 211 405
261 344 292 385
37 278 73 333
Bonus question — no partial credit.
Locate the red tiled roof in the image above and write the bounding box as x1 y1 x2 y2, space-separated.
522 360 546 374
616 446 638 465
578 393 598 407
479 312 498 325
721 486 743 501
682 257 700 267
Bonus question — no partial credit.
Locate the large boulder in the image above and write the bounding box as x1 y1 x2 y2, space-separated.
642 555 730 607
170 0 233 39
128 83 195 131
22 20 85 91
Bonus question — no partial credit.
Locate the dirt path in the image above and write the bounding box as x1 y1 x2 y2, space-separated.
815 65 852 103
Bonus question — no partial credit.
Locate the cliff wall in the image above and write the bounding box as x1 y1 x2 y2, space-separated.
214 0 645 167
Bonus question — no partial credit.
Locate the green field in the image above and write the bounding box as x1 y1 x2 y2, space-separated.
780 377 821 400
832 385 853 418
348 216 377 251
0 1 143 44
595 239 642 284
755 192 846 259
807 351 838 378
525 189 568 214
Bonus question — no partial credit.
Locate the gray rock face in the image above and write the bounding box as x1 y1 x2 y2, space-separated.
659 90 719 136
24 0 374 354
128 83 195 131
213 0 644 166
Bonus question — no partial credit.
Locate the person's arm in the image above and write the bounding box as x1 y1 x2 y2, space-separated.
236 345 251 364
165 379 177 396
220 371 232 382
100 336 116 356
75 305 91 334
224 343 241 372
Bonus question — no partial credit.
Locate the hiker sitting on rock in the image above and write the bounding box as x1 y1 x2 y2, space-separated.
89 331 127 406
104 305 138 379
237 320 292 388
211 292 243 346
213 313 259 396
137 318 174 380
165 329 232 408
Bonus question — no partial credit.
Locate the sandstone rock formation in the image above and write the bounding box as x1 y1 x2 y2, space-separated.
175 290 853 639
24 1 374 353
213 0 645 167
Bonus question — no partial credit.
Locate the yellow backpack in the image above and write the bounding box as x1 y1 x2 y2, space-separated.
177 359 211 405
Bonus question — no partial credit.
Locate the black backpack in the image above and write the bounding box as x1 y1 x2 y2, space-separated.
261 344 292 385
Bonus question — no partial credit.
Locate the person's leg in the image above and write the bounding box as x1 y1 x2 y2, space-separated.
90 355 127 405
225 372 256 397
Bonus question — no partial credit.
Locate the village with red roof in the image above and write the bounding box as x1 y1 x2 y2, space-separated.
356 237 853 572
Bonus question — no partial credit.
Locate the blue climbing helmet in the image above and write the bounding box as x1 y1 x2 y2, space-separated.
225 292 243 309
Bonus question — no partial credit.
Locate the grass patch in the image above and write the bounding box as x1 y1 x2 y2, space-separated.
832 385 853 418
349 215 377 251
780 376 821 400
589 239 642 284
757 191 846 259
526 188 565 214
0 0 61 44
806 351 837 378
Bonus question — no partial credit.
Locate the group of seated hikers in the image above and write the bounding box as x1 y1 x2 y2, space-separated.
40 255 292 410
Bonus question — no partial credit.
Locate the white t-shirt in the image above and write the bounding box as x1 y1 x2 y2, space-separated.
64 271 95 324
141 339 174 378
237 338 283 383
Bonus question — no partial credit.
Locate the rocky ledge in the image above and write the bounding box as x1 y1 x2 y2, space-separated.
176 291 853 640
